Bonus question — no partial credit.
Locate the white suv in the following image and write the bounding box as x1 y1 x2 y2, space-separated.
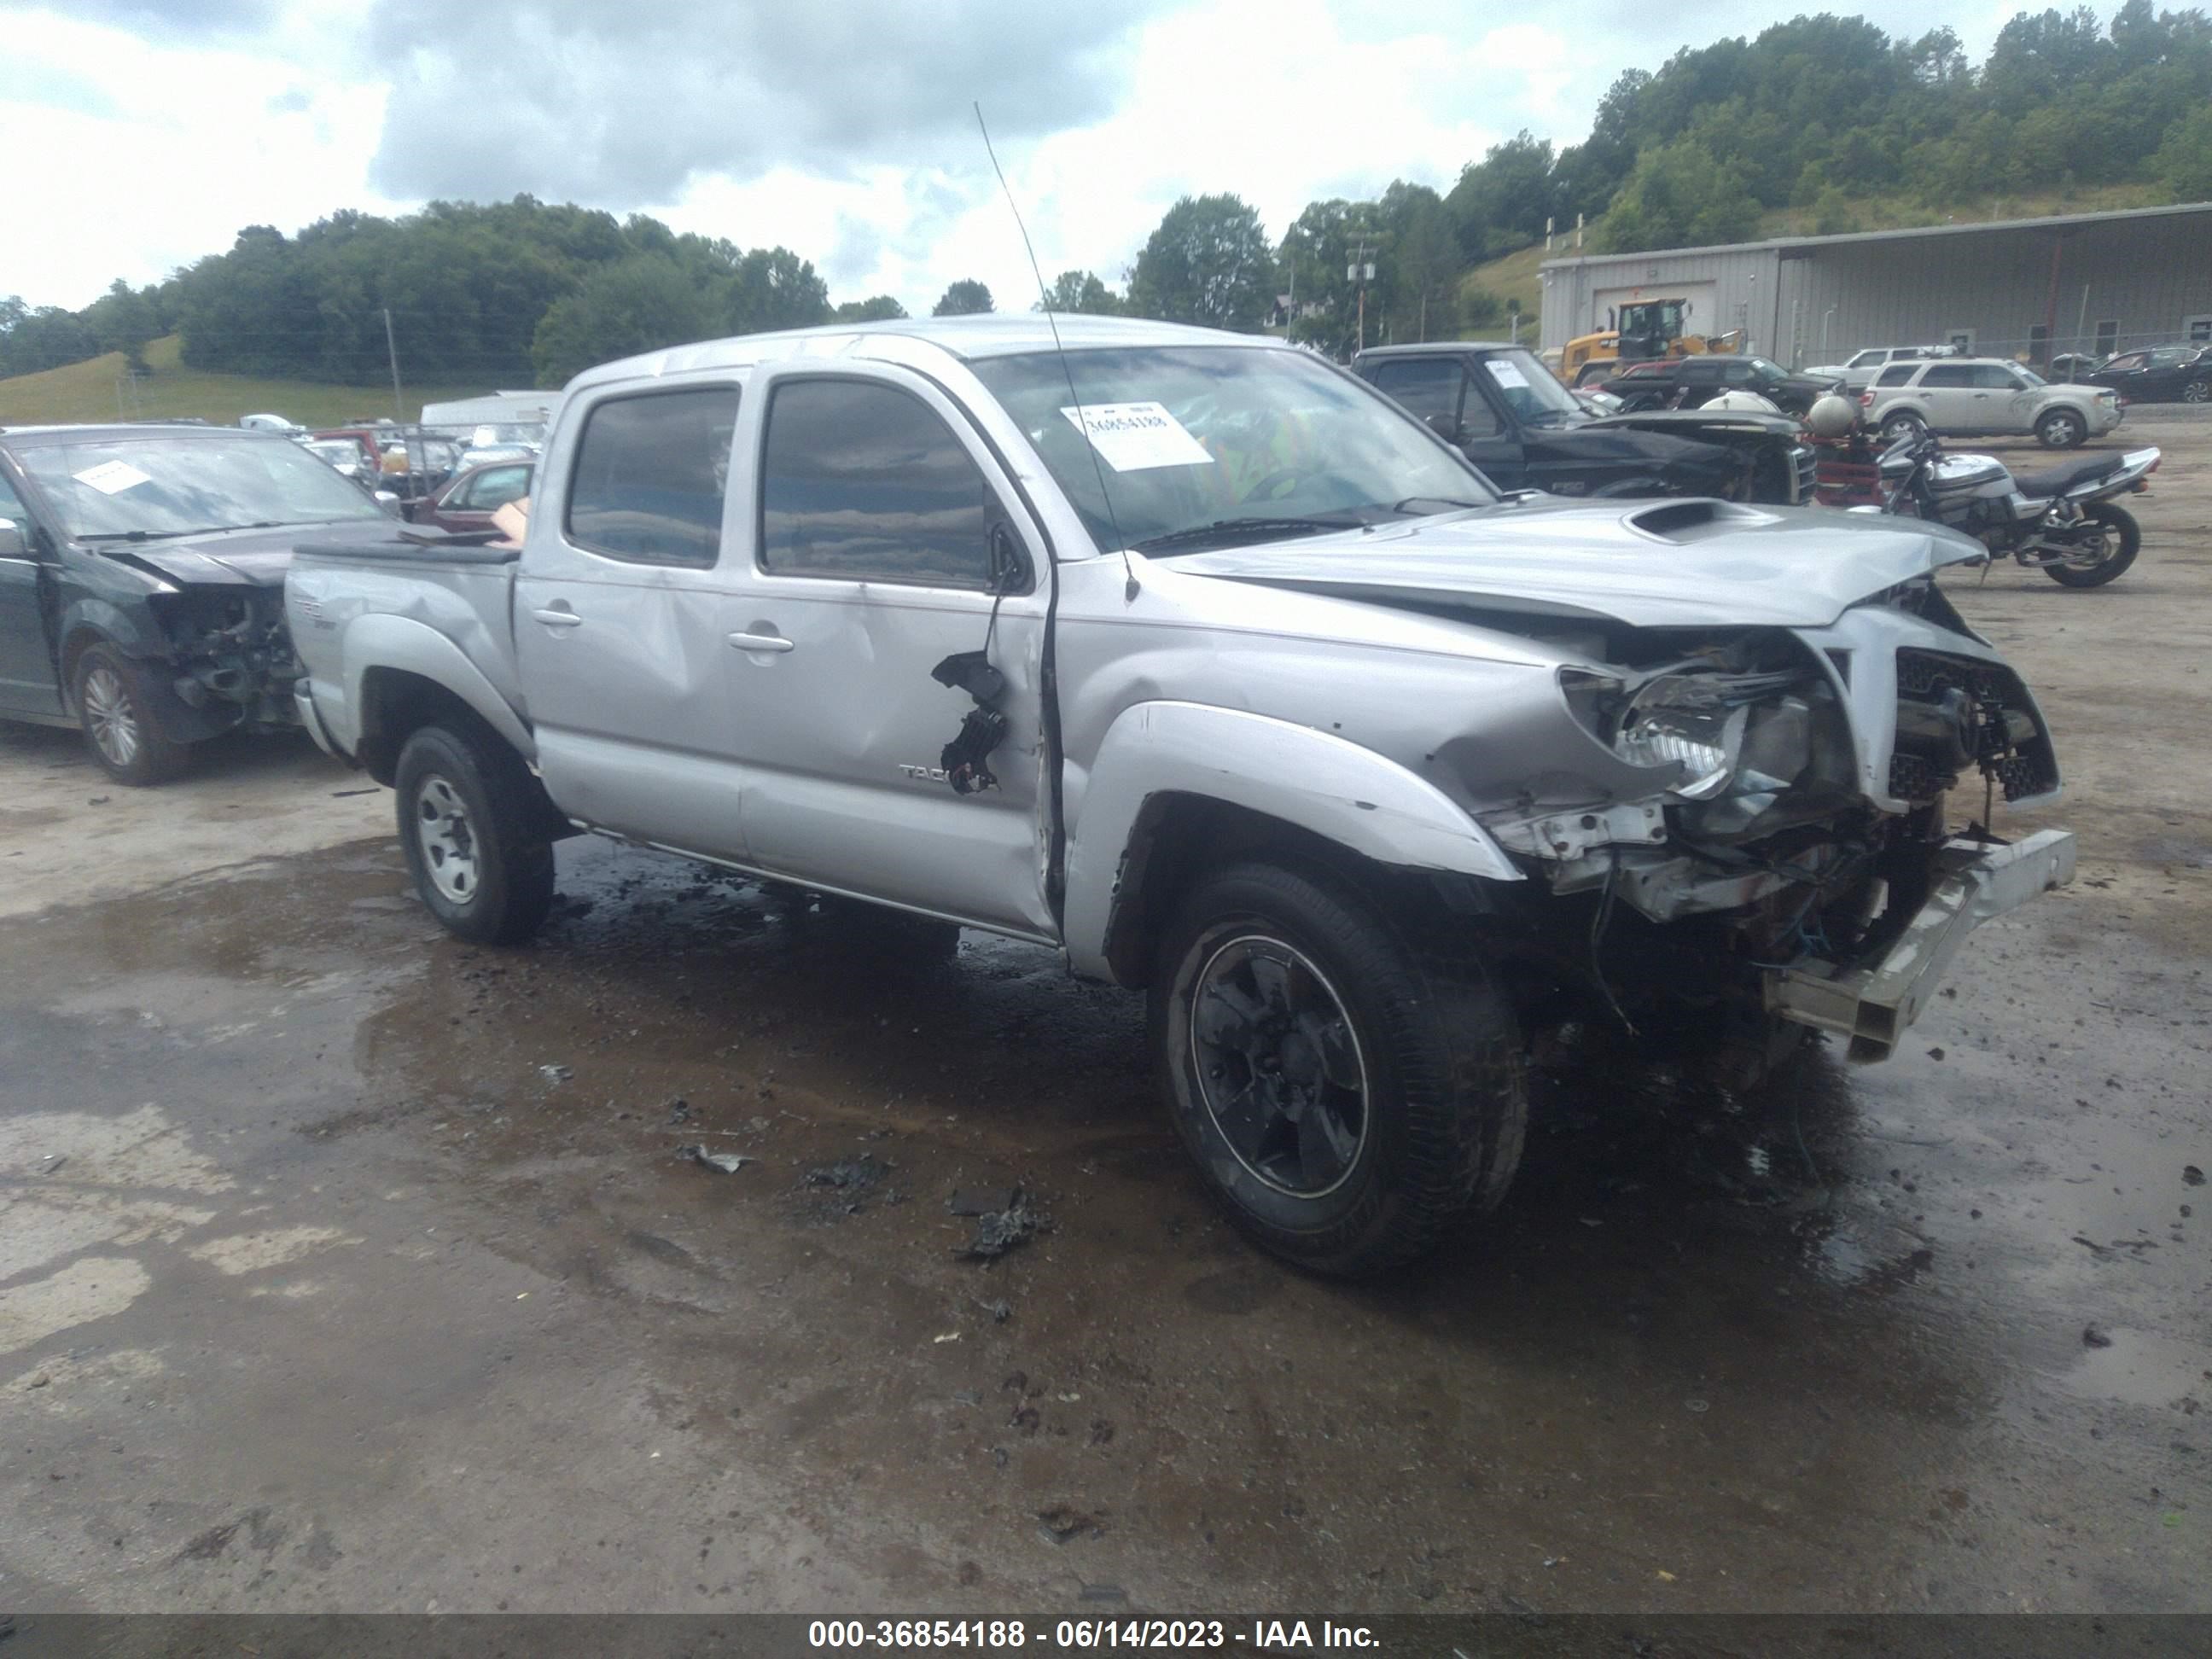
1804 344 1956 393
1860 357 2122 450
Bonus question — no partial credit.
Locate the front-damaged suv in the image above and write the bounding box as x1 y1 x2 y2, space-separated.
0 423 404 783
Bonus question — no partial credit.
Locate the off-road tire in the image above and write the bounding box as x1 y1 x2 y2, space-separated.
1878 409 1928 443
393 722 555 945
2045 503 2139 587
2035 407 2087 449
73 642 191 786
1150 859 1525 1277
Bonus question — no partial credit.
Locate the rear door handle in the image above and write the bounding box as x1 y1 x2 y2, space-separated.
727 631 795 654
531 608 583 628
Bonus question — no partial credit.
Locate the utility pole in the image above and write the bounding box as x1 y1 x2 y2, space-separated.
382 307 404 423
1348 238 1377 356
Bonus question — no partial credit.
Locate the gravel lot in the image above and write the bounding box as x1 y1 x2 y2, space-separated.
2 407 2206 1618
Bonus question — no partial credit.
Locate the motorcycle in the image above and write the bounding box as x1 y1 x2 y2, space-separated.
1869 428 2161 587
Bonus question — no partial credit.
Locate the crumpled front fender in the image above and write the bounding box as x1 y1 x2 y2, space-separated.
1062 700 1521 981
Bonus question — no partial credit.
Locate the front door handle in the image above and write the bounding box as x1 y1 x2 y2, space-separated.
531 608 583 629
727 631 795 654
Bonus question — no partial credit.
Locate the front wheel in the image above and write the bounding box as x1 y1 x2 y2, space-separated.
1150 860 1526 1276
2181 378 2209 405
2035 407 2087 449
393 723 556 944
73 643 191 786
2045 504 2139 587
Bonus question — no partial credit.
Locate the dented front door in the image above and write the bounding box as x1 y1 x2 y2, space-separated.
718 364 1056 939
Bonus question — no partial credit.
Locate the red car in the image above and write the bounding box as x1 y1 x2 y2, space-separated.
405 459 534 532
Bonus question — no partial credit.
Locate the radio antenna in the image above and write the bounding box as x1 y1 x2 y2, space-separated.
973 102 1138 602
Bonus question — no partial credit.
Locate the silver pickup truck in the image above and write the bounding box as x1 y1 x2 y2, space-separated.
286 316 2075 1274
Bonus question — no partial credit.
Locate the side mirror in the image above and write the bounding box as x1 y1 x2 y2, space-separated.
0 522 26 558
987 521 1031 594
374 490 403 518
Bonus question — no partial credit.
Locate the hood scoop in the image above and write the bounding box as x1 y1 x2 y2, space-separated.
1624 498 1778 543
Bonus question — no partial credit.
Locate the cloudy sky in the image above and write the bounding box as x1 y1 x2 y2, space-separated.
3 0 2023 317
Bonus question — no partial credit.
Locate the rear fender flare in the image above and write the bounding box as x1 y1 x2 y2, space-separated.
1062 701 1521 981
335 613 534 765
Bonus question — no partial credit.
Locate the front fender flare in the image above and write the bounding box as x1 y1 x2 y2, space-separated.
333 613 534 765
1062 701 1521 981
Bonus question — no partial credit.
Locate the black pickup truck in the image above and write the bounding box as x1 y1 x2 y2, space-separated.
1353 343 1817 504
0 423 406 783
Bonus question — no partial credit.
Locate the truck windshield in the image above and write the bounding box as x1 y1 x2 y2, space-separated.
969 346 1493 554
1476 349 1584 426
21 435 385 539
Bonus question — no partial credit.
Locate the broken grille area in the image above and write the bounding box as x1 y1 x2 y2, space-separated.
1889 649 2059 804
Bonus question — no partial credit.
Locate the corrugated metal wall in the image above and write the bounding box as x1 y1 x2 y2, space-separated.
1542 209 2212 366
1540 247 1780 354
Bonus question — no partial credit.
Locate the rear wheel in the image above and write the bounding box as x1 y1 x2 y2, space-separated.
1150 860 1525 1276
2035 407 2087 449
73 643 190 786
1878 409 1928 443
393 723 555 944
2045 504 2139 587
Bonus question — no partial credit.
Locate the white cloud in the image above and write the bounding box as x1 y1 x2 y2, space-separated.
0 0 2034 317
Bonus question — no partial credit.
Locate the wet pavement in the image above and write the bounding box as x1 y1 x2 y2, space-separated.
3 415 2209 1615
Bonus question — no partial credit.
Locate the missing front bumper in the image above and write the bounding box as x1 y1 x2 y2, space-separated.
1763 829 2076 1062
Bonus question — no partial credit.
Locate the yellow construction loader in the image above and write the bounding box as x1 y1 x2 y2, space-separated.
1563 298 1744 383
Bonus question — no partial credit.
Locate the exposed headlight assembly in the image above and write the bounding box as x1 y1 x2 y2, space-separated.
1559 664 1816 803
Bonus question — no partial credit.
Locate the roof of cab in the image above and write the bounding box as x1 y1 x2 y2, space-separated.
563 313 1292 396
0 422 294 447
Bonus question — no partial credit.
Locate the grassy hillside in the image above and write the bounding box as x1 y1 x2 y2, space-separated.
0 335 492 428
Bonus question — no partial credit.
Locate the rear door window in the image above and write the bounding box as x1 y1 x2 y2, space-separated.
759 378 994 589
1876 364 1918 387
565 387 742 568
1920 364 1975 387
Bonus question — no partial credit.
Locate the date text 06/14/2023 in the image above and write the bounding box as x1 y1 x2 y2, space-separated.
805 1620 1382 1650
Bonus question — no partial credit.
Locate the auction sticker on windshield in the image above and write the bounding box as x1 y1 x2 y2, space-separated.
74 459 154 495
1060 402 1213 471
1485 358 1530 390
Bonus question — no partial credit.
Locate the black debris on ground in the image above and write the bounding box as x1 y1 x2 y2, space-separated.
959 1202 1040 1260
2083 1324 2115 1349
949 1186 1020 1217
806 1156 891 1192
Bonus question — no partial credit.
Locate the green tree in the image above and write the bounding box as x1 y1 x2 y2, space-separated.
834 295 908 322
2154 102 2212 197
1598 138 1761 253
932 279 995 317
1037 270 1121 314
83 280 159 373
727 247 832 334
1128 194 1273 331
529 254 719 387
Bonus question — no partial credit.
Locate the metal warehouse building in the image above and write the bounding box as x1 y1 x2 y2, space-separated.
1539 201 2212 370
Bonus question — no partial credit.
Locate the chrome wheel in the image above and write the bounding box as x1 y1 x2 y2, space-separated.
82 666 139 769
413 773 480 904
1189 934 1369 1198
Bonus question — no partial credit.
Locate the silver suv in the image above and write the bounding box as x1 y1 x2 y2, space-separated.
1804 344 1957 393
1860 356 2122 450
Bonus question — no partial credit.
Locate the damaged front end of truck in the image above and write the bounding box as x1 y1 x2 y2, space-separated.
1476 576 2073 1062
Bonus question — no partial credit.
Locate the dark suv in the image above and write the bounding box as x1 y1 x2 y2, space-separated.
0 423 408 784
1599 354 1842 416
1355 342 1813 504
